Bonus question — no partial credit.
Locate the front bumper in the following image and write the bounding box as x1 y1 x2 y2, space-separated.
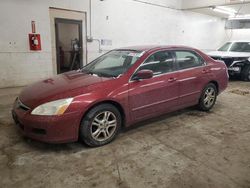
12 103 82 144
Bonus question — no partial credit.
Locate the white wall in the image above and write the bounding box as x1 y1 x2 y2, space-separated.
0 0 89 88
90 0 226 52
0 0 226 88
227 29 250 41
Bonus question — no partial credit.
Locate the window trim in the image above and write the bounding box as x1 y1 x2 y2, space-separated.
129 49 207 82
173 50 206 71
130 49 177 81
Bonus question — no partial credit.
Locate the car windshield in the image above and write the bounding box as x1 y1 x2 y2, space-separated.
230 42 250 52
218 42 231 51
218 42 250 52
82 50 144 77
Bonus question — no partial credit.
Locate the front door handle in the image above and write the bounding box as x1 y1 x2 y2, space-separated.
168 78 177 83
202 69 211 74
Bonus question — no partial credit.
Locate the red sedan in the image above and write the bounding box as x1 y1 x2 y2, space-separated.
12 45 228 146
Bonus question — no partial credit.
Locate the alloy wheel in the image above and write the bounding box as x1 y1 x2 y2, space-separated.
203 87 216 108
90 111 117 142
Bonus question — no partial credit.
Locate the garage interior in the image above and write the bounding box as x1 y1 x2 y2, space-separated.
0 0 250 187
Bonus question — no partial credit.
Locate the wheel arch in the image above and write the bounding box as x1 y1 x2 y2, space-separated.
208 80 219 94
80 100 126 128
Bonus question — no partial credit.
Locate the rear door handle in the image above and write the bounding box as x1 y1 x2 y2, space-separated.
168 78 177 82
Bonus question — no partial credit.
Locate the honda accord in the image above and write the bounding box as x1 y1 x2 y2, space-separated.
12 45 228 147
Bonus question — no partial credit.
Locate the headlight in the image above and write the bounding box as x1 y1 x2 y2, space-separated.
248 57 250 62
228 67 240 72
31 98 73 116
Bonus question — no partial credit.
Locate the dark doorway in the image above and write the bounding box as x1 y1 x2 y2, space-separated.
55 18 83 74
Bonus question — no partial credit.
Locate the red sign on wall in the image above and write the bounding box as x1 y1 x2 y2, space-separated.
29 34 41 51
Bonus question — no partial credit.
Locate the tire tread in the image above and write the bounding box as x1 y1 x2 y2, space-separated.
79 103 121 147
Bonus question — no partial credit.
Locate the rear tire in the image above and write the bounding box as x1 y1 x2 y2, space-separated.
241 65 250 81
198 83 217 111
79 104 121 147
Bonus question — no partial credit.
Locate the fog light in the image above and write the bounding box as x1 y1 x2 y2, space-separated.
228 67 240 72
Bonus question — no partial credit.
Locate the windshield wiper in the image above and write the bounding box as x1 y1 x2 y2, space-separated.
82 69 94 75
96 72 117 78
81 69 117 78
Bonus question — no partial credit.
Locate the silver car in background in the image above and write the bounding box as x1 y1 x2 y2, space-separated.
208 41 250 81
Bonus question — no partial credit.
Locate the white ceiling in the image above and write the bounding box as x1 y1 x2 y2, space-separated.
182 0 250 9
182 0 250 18
190 3 250 18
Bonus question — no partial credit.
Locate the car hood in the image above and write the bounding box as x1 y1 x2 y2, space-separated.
19 71 109 108
207 51 250 58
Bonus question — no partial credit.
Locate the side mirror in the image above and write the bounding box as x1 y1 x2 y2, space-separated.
133 69 153 81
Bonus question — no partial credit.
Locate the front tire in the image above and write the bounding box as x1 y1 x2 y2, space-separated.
79 104 121 147
241 65 250 81
198 83 217 111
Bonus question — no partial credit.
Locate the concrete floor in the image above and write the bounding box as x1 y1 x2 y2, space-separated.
0 81 250 188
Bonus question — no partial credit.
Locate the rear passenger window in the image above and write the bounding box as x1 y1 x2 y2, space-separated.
175 51 204 70
138 51 174 76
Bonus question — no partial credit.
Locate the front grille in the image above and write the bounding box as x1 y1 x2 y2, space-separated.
16 98 30 111
19 105 30 111
211 56 233 67
12 110 24 130
221 58 234 67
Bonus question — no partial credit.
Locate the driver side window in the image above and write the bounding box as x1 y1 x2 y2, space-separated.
138 50 174 76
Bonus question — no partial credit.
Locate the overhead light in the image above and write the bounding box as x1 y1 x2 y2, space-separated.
229 14 250 20
211 6 237 16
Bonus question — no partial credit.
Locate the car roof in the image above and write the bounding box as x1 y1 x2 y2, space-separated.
117 45 196 52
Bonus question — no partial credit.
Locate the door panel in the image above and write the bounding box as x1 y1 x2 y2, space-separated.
174 50 211 107
128 72 179 121
178 67 209 107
